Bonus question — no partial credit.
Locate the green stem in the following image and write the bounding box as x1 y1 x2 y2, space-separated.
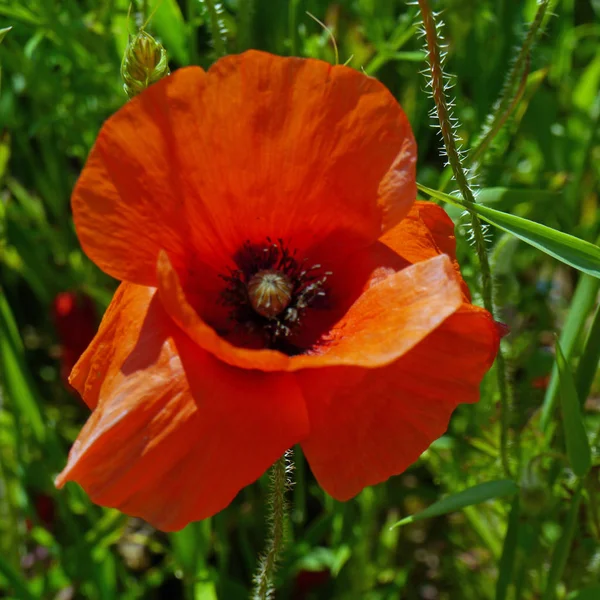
542 483 583 600
495 496 521 600
470 0 550 168
288 0 300 57
187 0 199 64
469 55 530 167
417 0 511 478
252 452 291 600
237 0 254 52
293 445 306 524
203 0 227 57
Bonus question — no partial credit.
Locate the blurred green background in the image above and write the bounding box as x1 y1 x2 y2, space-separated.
1 0 599 598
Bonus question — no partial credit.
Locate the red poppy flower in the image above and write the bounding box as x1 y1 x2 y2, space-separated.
52 291 97 390
55 51 500 531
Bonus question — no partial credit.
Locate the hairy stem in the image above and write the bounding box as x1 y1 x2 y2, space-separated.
469 55 530 167
470 0 550 167
252 452 292 600
417 0 511 477
202 0 227 57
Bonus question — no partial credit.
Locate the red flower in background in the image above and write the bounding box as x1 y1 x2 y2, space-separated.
55 51 500 531
52 292 97 389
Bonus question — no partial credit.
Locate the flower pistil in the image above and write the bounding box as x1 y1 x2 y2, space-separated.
220 238 331 347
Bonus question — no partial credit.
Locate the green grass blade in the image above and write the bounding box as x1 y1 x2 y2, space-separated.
0 293 46 445
390 480 518 528
575 302 600 405
542 485 583 600
495 497 521 600
153 0 190 65
475 187 559 208
237 0 254 51
170 520 213 596
417 183 600 278
541 275 600 432
0 26 11 44
555 340 591 477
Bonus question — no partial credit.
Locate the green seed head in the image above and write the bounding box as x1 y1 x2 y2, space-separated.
121 30 170 99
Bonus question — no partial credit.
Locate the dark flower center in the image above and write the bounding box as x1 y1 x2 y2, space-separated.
220 238 331 348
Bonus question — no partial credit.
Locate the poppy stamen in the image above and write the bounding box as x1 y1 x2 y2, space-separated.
219 238 331 348
248 269 293 318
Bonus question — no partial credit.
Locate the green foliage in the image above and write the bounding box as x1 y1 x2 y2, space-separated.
555 340 591 477
1 0 599 599
391 480 519 528
418 183 600 279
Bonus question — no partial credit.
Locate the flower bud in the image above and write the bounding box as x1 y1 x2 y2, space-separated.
121 30 170 99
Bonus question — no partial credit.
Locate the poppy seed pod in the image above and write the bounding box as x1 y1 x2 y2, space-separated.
121 30 170 99
248 269 294 319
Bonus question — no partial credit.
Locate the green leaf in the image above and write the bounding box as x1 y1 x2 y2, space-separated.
541 275 600 432
152 0 190 65
390 480 518 528
417 183 600 279
575 302 600 406
0 26 11 44
476 187 559 208
555 340 591 477
495 497 521 600
170 520 212 578
543 485 583 600
0 293 46 445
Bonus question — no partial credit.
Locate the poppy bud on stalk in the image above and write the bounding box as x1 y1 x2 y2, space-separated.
121 29 170 99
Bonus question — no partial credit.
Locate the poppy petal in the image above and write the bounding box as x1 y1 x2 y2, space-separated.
380 201 470 297
57 283 309 531
72 51 415 287
156 250 291 371
290 201 471 349
293 253 463 368
157 250 462 372
298 304 500 500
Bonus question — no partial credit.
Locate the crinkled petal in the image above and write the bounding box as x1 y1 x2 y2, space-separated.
156 251 463 372
72 50 415 287
380 201 470 298
57 283 308 531
293 254 463 368
298 304 500 500
288 201 471 349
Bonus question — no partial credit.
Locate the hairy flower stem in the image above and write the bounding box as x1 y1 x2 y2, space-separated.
252 452 292 600
470 0 550 167
201 0 227 57
417 0 511 477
